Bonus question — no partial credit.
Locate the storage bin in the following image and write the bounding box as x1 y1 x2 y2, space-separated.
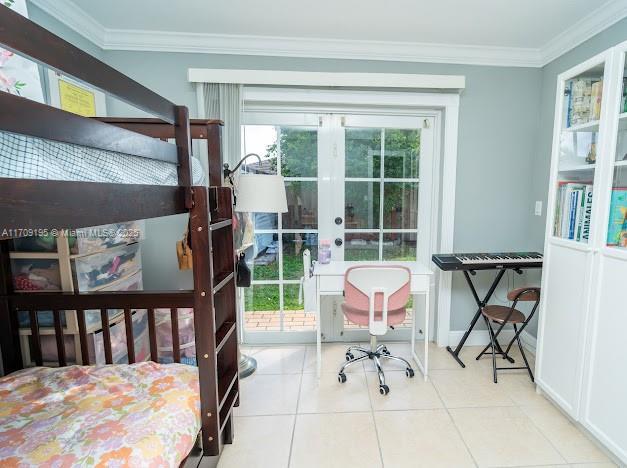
73 243 141 291
12 235 57 252
155 308 196 362
93 309 150 365
70 221 144 255
11 258 61 291
33 309 149 365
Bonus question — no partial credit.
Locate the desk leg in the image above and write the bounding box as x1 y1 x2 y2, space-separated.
424 289 429 381
411 292 429 380
315 276 322 379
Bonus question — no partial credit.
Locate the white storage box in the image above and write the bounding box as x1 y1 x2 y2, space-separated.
70 221 144 255
73 243 141 291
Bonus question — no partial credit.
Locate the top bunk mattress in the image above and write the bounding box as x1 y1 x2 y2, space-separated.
0 131 206 186
0 362 200 467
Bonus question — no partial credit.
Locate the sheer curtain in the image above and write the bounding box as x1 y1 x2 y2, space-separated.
203 83 242 171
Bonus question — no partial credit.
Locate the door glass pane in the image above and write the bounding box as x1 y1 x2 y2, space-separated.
345 233 379 261
283 285 316 331
345 181 380 229
242 125 278 174
554 63 605 243
247 234 279 281
345 128 381 178
283 181 318 229
382 232 417 260
244 285 281 331
282 233 318 280
253 212 278 230
279 127 318 177
383 182 418 229
607 56 627 249
384 129 420 179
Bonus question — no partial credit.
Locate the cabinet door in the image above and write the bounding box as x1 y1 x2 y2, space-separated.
583 45 627 464
537 245 592 416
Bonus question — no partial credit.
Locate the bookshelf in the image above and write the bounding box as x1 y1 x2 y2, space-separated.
536 41 627 465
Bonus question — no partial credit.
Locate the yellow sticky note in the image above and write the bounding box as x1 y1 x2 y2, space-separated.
58 79 96 117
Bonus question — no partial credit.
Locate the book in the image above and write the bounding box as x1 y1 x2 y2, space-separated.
591 80 603 121
581 185 593 242
607 188 627 247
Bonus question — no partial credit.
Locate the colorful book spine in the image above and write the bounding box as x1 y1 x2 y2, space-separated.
568 190 578 239
607 188 627 247
582 185 593 242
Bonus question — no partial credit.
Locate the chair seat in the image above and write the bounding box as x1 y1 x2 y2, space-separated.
481 305 525 324
341 303 406 326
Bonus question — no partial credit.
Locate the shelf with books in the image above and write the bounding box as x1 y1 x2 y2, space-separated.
552 181 594 244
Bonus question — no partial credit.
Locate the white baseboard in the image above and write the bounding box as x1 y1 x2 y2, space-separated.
448 329 537 354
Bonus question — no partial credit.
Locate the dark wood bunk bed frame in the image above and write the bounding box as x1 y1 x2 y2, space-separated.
0 5 238 461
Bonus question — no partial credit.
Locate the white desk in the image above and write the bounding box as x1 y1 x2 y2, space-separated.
312 261 432 381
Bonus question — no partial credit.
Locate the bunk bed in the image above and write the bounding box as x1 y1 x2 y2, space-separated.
0 5 238 466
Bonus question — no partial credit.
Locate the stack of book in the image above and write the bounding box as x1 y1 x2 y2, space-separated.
564 78 603 128
554 182 593 242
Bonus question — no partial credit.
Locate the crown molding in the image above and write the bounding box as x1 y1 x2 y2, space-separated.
29 0 105 47
30 0 627 69
540 0 627 65
104 29 543 67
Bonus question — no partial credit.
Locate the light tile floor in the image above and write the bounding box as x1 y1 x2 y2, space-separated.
220 343 617 468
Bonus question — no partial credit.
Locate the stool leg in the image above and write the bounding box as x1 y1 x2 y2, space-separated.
482 315 498 383
513 324 534 382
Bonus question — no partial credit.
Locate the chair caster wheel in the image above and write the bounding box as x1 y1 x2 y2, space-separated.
338 373 347 383
379 384 389 395
405 368 415 378
345 352 354 361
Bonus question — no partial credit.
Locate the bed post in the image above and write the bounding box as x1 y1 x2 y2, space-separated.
189 187 220 456
0 240 22 375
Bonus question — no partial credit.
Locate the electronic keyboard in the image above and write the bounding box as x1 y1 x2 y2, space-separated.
432 252 543 271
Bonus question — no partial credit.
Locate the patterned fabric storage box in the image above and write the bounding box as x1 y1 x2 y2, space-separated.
73 242 141 291
70 221 144 255
11 258 61 291
155 308 196 363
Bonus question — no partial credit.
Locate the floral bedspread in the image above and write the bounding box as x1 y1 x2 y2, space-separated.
0 362 200 467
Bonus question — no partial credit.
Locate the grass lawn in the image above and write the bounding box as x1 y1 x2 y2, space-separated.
246 244 415 311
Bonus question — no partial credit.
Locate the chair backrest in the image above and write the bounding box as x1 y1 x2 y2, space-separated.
507 287 541 302
344 265 411 335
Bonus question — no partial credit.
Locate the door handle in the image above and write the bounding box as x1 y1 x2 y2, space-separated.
335 238 343 247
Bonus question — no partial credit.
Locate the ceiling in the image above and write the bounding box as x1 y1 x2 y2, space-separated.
31 0 627 67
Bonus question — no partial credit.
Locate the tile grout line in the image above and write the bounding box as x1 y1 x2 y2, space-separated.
429 374 480 468
286 353 307 468
364 362 386 468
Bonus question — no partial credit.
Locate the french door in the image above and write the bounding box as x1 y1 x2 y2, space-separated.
241 112 435 344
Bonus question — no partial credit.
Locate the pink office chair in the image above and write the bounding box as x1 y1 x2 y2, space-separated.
338 265 414 395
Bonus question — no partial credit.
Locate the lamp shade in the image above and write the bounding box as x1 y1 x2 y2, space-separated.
234 174 288 213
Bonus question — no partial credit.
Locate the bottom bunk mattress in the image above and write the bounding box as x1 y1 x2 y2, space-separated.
0 362 200 467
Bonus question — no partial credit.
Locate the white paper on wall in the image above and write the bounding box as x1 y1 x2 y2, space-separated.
0 0 44 103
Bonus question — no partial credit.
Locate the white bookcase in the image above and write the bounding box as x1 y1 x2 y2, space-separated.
537 40 627 464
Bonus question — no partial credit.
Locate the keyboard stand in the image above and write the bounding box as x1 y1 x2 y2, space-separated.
446 269 515 368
